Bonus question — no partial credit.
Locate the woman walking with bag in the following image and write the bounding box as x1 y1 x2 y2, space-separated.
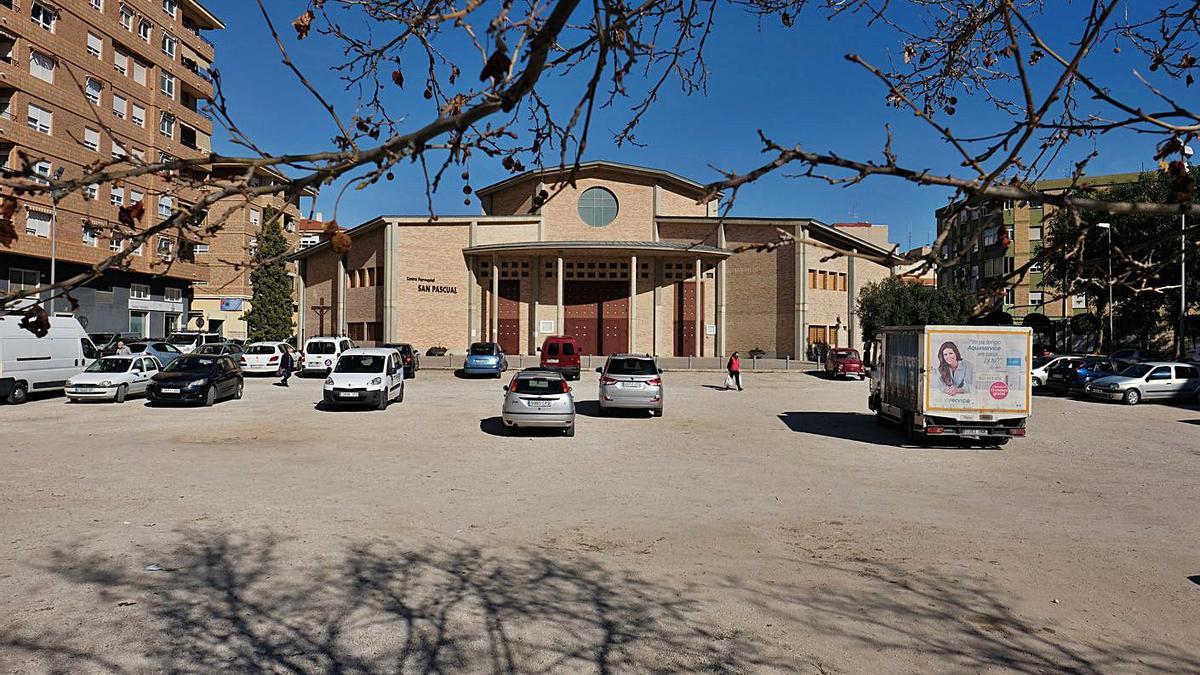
725 351 743 391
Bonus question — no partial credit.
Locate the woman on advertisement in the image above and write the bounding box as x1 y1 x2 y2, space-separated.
937 341 973 395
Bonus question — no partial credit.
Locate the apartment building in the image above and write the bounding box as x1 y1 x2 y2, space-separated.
0 0 222 337
934 173 1140 338
187 163 312 339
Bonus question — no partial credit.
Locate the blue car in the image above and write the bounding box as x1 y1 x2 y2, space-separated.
463 342 508 377
126 340 185 366
1045 356 1127 396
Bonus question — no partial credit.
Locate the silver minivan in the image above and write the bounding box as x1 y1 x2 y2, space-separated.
502 369 576 436
1085 362 1200 405
596 354 664 416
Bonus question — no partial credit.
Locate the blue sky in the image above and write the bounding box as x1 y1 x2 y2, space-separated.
203 1 1164 248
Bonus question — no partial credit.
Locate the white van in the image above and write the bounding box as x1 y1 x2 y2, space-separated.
302 336 354 376
0 314 99 404
166 332 224 353
322 347 405 410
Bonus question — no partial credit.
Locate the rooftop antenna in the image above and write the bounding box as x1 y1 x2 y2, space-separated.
848 203 858 221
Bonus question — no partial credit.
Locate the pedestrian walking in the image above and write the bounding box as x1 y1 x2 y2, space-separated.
115 340 131 356
279 345 296 386
725 351 743 391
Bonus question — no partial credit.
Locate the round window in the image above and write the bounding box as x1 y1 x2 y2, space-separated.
578 187 618 227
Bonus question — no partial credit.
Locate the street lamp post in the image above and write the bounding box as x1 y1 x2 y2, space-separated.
1098 222 1113 352
48 167 65 310
1181 146 1193 359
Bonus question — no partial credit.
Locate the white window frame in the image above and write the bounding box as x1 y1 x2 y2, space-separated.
25 210 50 237
158 195 174 219
114 50 128 75
110 236 124 252
85 77 103 105
83 183 99 200
156 236 173 256
193 243 209 254
133 60 147 86
29 50 55 83
161 32 176 58
9 267 40 290
32 160 51 185
112 93 127 119
129 310 149 337
249 208 260 226
31 1 56 32
110 185 125 205
112 140 127 159
120 4 134 29
87 33 103 58
1072 294 1087 310
159 112 175 138
1029 225 1043 241
1029 291 1045 307
164 287 182 302
130 188 144 204
138 19 152 42
83 127 100 152
162 0 177 18
159 72 175 98
82 224 100 247
131 102 146 127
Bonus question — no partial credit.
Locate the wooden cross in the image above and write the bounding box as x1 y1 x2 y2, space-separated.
311 296 333 337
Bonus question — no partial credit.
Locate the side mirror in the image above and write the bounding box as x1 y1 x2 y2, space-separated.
536 347 542 353
501 386 509 393
658 368 664 374
595 367 603 373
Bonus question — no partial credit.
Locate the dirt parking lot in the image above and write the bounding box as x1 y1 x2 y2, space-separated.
1 368 1198 673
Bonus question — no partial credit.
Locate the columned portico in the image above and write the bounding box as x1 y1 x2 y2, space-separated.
464 240 729 357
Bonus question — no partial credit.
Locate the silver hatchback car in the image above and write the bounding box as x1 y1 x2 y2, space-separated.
596 354 664 416
502 369 576 436
1085 361 1200 405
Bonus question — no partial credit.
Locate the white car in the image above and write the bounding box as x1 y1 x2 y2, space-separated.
322 348 405 410
1 314 99 404
65 355 161 403
303 336 354 376
1031 355 1079 388
240 341 289 374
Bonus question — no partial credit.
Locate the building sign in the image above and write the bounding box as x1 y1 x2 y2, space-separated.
129 298 185 313
539 320 555 334
407 276 458 294
220 298 244 311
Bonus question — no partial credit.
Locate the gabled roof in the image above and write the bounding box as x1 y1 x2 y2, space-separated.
475 160 717 200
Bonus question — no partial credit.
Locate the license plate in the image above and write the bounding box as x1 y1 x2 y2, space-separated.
338 392 360 398
161 388 180 394
622 382 644 389
528 400 553 408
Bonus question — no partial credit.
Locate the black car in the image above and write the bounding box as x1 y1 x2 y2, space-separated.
382 342 420 378
146 355 244 406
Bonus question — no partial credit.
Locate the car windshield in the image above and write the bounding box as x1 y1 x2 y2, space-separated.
335 355 386 373
85 359 132 373
90 333 117 345
127 344 148 353
469 343 495 356
514 377 563 395
1120 364 1153 378
194 345 225 354
833 350 860 360
164 356 217 372
307 341 337 354
1032 356 1054 368
167 334 198 345
607 358 658 376
247 345 278 355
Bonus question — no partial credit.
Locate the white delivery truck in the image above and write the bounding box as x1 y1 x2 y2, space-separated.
867 325 1033 446
0 314 100 404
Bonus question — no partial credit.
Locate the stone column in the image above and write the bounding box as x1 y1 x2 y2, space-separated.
694 258 702 357
467 257 478 347
629 254 638 353
847 248 858 352
556 256 564 335
795 225 808 360
297 258 306 343
382 220 395 343
717 223 727 358
653 258 663 356
529 256 540 354
491 254 499 342
336 254 347 337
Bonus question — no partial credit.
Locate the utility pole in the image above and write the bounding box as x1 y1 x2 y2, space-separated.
1181 146 1193 359
1098 222 1113 351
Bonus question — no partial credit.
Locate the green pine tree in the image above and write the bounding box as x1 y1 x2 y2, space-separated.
243 208 295 341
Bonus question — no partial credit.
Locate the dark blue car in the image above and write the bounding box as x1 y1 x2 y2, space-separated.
1045 357 1127 396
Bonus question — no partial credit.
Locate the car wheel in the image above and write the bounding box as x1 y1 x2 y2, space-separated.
234 380 244 400
993 438 1011 447
1122 388 1140 406
564 424 575 437
904 413 926 446
377 391 389 410
397 383 405 403
651 408 663 417
1032 377 1043 388
115 384 128 404
6 382 28 405
204 386 216 407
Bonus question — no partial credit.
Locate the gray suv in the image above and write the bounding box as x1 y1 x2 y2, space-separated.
596 354 664 417
502 369 576 436
1085 362 1200 405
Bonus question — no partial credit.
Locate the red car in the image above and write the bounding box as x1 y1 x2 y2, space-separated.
824 347 865 380
539 336 581 380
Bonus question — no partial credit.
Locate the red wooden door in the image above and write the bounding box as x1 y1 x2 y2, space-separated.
601 293 629 356
564 284 599 355
497 280 520 354
675 281 703 357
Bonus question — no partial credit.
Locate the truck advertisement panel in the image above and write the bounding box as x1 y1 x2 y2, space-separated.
924 328 1031 414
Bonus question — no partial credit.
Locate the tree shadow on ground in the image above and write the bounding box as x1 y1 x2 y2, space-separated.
2 532 788 673
717 558 1199 674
